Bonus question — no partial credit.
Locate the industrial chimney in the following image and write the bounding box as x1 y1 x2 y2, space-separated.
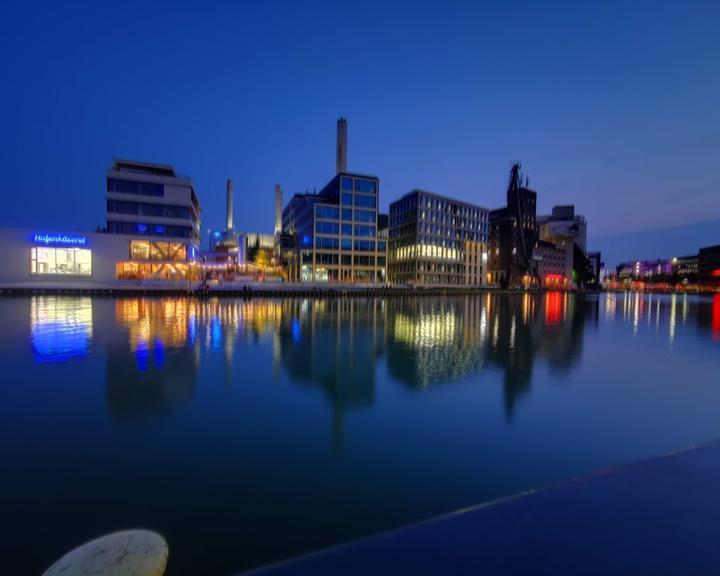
274 184 283 235
226 178 234 230
336 117 348 174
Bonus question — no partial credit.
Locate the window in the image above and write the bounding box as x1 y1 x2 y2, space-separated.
341 238 352 250
107 178 164 197
378 241 387 251
342 192 353 206
316 221 339 235
316 237 339 250
316 205 340 220
342 208 353 221
31 247 92 276
354 209 375 223
354 194 376 208
341 177 353 191
354 225 376 237
354 240 375 251
355 179 376 193
341 223 352 236
354 255 373 266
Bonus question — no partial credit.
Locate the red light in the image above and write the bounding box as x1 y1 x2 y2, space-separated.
711 269 720 278
713 294 720 341
545 292 562 326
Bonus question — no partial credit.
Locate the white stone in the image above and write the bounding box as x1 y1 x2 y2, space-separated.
43 530 168 576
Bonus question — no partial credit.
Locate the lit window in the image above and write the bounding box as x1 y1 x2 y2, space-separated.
31 247 92 276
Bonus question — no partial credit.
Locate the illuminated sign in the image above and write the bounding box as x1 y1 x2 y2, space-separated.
33 233 88 247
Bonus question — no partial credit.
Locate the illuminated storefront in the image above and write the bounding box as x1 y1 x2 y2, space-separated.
0 228 200 289
116 239 198 281
31 246 92 276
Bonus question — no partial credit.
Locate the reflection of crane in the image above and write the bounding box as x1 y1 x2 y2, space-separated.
507 163 538 282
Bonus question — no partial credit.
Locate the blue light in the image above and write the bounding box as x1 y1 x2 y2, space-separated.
135 341 149 372
302 235 311 247
31 322 90 363
155 225 165 234
137 224 147 233
153 338 165 368
213 231 221 238
292 318 301 344
32 233 87 247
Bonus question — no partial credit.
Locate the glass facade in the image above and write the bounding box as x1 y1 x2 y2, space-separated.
31 247 92 276
282 173 385 283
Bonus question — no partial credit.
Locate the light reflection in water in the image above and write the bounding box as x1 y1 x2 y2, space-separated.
30 296 93 363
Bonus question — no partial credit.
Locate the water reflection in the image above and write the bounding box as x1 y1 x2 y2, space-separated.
26 292 719 421
30 296 93 363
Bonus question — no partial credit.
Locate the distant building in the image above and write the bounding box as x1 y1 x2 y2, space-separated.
587 251 603 280
488 164 538 286
282 173 384 283
538 205 587 284
533 240 568 289
616 259 674 280
106 159 201 245
674 254 699 279
699 245 720 285
281 119 385 283
388 189 489 286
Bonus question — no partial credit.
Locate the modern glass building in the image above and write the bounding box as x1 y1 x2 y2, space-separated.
388 190 489 286
106 159 201 245
282 172 386 283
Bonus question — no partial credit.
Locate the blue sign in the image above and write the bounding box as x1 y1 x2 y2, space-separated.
33 233 88 247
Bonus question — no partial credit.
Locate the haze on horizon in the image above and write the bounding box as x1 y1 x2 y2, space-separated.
2 0 719 249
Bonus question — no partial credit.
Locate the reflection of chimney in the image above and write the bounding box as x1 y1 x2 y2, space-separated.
226 178 234 230
336 118 348 174
274 184 283 234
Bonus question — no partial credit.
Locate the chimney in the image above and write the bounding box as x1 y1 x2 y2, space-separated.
226 178 234 230
336 117 348 174
274 184 283 234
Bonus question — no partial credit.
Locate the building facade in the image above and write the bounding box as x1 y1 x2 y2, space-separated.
488 164 538 287
388 190 489 286
533 240 569 289
699 245 720 286
106 159 201 245
537 205 587 284
282 173 385 283
0 227 200 288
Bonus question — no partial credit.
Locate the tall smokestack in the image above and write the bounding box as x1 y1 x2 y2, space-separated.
336 117 348 174
226 178 234 230
274 184 283 234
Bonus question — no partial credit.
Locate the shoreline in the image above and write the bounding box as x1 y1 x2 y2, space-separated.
0 283 715 298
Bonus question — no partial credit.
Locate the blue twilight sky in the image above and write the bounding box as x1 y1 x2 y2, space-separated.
1 0 719 247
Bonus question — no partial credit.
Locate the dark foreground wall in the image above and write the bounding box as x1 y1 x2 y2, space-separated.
240 440 720 576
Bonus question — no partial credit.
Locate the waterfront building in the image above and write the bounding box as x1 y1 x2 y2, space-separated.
387 190 489 286
488 164 538 287
282 173 383 283
674 254 698 279
587 251 603 282
616 259 674 280
698 244 720 285
106 159 201 245
533 240 568 289
537 205 587 284
0 227 200 288
282 119 385 284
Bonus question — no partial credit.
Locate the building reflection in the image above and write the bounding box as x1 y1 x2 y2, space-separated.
106 299 199 420
87 291 717 423
30 296 93 363
277 299 386 439
386 297 486 389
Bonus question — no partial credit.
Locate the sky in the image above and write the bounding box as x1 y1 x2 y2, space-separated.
1 0 719 251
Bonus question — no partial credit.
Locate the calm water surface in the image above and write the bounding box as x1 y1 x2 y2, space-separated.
1 293 719 574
